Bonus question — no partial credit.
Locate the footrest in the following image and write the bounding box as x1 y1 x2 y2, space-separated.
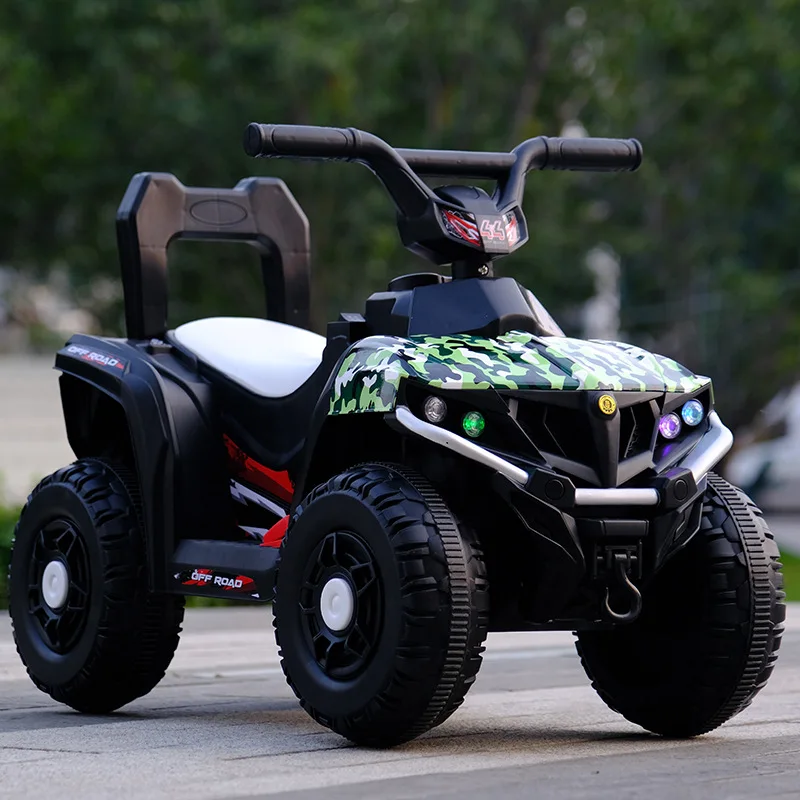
170 539 278 602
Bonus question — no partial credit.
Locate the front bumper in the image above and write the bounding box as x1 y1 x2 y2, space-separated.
393 403 733 624
393 404 733 509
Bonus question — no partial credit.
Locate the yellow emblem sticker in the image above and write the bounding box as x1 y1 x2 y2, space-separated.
598 394 617 415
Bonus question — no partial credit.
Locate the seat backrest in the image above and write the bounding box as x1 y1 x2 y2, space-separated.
116 173 311 340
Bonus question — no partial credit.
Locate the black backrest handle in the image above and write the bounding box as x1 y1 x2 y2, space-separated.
116 173 311 341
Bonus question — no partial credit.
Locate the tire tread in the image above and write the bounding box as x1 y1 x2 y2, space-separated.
274 462 489 746
9 459 185 713
576 472 785 736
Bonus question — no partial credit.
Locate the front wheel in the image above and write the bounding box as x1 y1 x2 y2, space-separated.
273 463 489 746
577 473 785 736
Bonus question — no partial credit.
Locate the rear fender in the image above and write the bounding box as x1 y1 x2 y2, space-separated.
56 334 232 591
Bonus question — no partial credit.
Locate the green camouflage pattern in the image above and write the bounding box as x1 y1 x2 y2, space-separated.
329 331 710 414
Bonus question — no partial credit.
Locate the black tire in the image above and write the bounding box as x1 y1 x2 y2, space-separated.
9 458 185 712
273 463 489 746
576 473 786 736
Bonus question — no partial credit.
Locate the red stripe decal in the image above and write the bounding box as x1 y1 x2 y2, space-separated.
224 434 294 502
260 515 289 548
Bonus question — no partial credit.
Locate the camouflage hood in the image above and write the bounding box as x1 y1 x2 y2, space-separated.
329 331 710 415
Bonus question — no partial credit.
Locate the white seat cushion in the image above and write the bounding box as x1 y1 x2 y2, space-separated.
173 317 326 398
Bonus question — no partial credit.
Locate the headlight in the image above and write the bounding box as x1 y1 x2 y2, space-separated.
423 395 447 424
462 410 486 438
658 412 682 440
681 399 704 426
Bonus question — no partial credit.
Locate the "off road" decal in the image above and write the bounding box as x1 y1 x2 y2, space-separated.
175 568 258 596
65 344 127 371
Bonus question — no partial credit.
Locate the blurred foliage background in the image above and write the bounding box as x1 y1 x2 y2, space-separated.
1 0 800 432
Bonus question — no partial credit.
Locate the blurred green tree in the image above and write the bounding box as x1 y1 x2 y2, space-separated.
1 0 799 426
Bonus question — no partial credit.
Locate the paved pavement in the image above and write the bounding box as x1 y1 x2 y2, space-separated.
1 606 799 800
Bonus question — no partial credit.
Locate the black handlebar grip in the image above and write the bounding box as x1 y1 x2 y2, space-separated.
543 137 642 172
244 123 361 159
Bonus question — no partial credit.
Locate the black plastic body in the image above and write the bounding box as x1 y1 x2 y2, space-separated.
54 322 710 624
357 276 564 340
491 466 704 628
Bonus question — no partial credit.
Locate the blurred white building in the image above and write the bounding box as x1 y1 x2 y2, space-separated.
0 356 74 504
725 383 800 512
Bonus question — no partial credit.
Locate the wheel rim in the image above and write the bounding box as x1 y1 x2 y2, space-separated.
27 519 91 654
299 530 382 679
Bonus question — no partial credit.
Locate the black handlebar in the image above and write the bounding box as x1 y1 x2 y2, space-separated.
245 123 438 217
397 138 641 178
245 123 364 160
397 148 515 179
244 122 641 212
538 137 642 172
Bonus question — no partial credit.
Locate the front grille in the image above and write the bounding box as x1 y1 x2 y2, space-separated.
514 395 657 485
516 403 594 463
619 402 655 460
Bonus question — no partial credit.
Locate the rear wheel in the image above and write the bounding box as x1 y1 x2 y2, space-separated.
9 459 185 712
577 473 785 736
273 463 489 746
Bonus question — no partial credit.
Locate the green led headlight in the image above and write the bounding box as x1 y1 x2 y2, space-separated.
462 411 485 438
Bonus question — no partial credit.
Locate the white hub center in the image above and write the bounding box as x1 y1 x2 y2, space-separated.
42 560 69 610
319 577 355 632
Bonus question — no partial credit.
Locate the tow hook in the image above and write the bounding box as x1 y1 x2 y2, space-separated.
601 549 643 623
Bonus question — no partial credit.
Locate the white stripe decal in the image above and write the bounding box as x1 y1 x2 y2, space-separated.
230 480 287 518
239 525 271 540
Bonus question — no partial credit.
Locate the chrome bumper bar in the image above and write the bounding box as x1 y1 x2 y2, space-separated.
393 405 733 507
677 411 733 484
573 487 659 506
394 405 530 486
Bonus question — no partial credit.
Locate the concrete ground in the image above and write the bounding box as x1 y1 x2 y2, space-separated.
1 606 799 800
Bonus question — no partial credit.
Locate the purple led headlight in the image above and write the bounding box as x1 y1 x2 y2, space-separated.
658 412 682 440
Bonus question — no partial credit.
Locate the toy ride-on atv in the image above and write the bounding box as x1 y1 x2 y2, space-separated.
9 124 785 746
